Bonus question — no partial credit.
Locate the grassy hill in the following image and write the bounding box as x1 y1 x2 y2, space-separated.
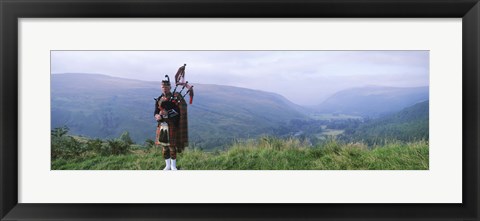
340 100 429 145
51 73 307 149
52 136 428 170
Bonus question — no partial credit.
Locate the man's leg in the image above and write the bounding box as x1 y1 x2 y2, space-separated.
170 146 178 170
162 146 171 170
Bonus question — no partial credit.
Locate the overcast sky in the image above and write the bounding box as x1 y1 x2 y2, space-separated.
51 51 429 105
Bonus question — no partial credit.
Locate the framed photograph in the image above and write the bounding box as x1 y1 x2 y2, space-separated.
1 0 479 220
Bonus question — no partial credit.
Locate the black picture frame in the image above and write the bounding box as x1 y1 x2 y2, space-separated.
1 0 479 220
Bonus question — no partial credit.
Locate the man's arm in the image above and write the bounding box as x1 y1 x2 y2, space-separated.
154 98 160 116
154 97 162 121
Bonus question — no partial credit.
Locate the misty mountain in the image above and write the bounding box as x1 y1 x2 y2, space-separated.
340 100 429 145
51 73 307 149
314 86 429 117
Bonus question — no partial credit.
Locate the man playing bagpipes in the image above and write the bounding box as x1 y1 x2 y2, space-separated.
154 65 193 170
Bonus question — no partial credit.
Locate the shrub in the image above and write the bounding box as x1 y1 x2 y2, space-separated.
105 139 130 155
87 138 104 153
144 139 156 149
51 126 69 138
119 131 134 145
51 136 86 159
51 126 87 159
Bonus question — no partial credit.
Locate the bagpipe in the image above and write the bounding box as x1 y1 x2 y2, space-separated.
173 64 194 104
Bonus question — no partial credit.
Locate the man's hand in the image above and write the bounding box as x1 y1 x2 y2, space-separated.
160 109 167 116
155 114 161 121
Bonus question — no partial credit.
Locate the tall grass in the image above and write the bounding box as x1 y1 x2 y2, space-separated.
52 137 429 170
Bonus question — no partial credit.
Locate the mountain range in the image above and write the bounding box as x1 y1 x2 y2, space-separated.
314 85 428 117
51 73 306 149
51 73 429 149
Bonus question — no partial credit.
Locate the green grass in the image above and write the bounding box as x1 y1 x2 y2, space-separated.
52 138 429 170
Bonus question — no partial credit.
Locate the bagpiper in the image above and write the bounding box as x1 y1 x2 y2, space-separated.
154 65 193 170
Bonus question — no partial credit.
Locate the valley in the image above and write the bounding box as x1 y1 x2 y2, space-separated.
51 73 429 150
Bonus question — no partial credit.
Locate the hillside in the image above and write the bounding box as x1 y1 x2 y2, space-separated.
51 73 307 149
339 100 429 145
52 136 429 170
315 86 429 117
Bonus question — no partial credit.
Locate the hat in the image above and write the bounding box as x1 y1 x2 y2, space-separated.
162 75 171 86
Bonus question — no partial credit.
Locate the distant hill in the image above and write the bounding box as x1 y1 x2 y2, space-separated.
51 73 307 149
339 100 429 145
314 86 429 117
190 83 309 148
